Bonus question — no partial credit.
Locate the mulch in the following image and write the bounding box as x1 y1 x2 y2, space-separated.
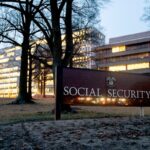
0 117 150 150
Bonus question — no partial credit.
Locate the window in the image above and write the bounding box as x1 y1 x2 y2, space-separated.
109 65 126 71
7 52 15 57
0 58 9 63
127 63 149 70
16 56 21 60
0 67 18 73
112 46 126 53
0 55 4 59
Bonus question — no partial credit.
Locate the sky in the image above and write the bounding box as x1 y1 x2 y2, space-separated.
100 0 150 43
0 0 149 49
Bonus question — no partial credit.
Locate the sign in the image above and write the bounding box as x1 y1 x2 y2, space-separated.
62 67 150 106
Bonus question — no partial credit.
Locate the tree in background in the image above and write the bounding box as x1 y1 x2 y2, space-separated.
33 0 108 68
0 0 44 103
31 0 108 112
0 0 109 106
142 0 150 25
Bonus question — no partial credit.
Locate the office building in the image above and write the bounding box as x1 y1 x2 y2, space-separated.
0 28 105 98
92 31 150 75
1 30 149 98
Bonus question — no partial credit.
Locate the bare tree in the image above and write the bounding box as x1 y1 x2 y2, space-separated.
0 0 45 103
142 0 150 25
0 0 108 106
31 0 108 67
30 0 108 111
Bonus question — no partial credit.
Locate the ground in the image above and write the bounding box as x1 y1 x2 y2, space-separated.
0 98 150 124
0 99 150 149
0 117 150 150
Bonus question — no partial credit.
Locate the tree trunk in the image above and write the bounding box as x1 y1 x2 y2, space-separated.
15 41 30 104
63 0 73 66
43 70 46 97
61 0 73 111
28 52 33 100
40 75 43 95
50 0 74 113
14 2 33 104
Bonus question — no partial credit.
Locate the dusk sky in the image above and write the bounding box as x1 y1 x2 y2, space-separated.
100 0 150 42
0 0 149 49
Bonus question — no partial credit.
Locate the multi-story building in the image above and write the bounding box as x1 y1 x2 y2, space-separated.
0 28 105 98
69 28 105 69
92 31 150 75
0 46 40 98
1 30 149 99
0 46 21 98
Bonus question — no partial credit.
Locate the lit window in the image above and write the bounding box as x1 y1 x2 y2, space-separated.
0 58 9 63
7 52 14 57
109 65 126 71
112 46 126 53
5 46 20 53
46 80 53 85
0 66 18 73
0 55 4 59
16 56 21 60
47 61 52 65
127 63 149 70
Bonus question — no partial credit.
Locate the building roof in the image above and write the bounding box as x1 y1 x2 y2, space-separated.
92 31 150 52
109 31 150 44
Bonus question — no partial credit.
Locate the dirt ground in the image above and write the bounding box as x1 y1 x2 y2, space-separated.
0 99 150 149
0 117 150 150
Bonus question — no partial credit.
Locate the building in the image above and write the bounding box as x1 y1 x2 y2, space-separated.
0 28 105 98
33 28 105 96
69 28 105 69
0 46 21 98
1 30 149 99
92 31 150 75
0 46 39 98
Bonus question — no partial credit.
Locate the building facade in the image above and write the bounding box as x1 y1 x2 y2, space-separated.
0 28 105 98
92 31 150 75
0 46 21 98
0 30 149 98
71 28 105 69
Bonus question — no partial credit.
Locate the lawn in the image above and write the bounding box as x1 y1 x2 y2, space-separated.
0 98 150 125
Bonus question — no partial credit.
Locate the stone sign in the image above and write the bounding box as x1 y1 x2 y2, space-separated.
62 68 150 106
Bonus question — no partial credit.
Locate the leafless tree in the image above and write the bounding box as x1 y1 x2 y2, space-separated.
142 0 150 26
0 0 108 106
0 0 45 103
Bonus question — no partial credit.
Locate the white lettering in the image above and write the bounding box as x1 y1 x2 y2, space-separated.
97 88 102 97
108 89 113 97
85 88 89 96
69 87 77 96
145 91 150 99
112 89 117 97
78 87 85 96
117 89 124 98
124 90 130 98
64 86 69 95
89 88 96 96
140 91 145 99
64 87 150 99
130 90 136 99
136 90 140 99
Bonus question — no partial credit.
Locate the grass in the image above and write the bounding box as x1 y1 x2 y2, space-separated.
0 98 150 125
0 98 54 125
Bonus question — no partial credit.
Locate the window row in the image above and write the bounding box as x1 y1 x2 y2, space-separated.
109 62 150 71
